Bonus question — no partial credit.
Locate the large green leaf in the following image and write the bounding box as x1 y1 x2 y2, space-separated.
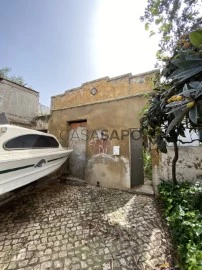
179 81 202 99
180 89 197 98
189 81 201 88
189 107 198 125
169 66 202 83
171 58 202 69
197 101 202 125
195 86 202 99
189 30 202 48
167 104 188 115
166 108 188 136
156 137 167 153
166 101 187 108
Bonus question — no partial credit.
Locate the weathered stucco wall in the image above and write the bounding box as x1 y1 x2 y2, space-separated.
51 71 156 110
0 79 39 125
49 71 157 189
153 146 202 193
35 115 50 131
49 97 146 189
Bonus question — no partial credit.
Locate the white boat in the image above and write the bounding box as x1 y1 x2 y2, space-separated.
0 124 73 195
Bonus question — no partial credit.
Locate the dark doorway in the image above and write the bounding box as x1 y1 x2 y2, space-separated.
130 128 144 187
68 121 87 180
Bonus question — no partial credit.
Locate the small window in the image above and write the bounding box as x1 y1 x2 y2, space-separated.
4 134 59 150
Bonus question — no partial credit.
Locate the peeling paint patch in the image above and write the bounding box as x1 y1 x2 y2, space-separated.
86 156 130 189
155 146 202 185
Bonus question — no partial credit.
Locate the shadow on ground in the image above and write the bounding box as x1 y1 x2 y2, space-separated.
0 177 175 270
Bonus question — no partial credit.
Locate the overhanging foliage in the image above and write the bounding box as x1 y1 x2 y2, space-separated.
140 30 202 154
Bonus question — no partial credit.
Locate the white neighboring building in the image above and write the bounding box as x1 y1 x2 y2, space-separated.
38 103 50 116
0 77 50 131
0 77 39 128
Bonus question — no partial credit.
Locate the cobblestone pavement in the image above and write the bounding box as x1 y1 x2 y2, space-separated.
0 178 173 270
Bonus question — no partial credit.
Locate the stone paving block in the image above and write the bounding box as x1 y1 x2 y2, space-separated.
29 257 38 265
40 255 51 263
0 180 174 270
18 259 28 268
7 262 17 270
33 265 40 270
54 259 64 268
40 260 52 269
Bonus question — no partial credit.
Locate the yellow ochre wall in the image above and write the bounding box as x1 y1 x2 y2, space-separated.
49 70 157 189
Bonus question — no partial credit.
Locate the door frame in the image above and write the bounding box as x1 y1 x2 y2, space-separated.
129 128 144 187
68 119 87 180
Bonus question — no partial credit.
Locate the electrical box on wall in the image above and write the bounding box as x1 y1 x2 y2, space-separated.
113 146 120 155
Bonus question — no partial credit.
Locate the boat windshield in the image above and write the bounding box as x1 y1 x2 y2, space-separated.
4 134 59 150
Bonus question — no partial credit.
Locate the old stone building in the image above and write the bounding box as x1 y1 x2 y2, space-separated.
0 77 39 128
49 70 157 190
0 77 50 131
35 103 51 132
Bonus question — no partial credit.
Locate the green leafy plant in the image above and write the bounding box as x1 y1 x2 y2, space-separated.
159 181 202 270
140 29 202 184
140 0 202 61
0 66 27 86
143 149 152 180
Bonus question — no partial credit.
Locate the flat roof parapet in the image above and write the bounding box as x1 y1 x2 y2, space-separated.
0 77 39 94
51 69 159 98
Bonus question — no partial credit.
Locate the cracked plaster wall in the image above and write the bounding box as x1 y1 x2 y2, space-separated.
49 71 157 189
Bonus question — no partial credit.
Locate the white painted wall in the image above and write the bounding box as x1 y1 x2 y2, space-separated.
0 79 39 120
153 146 202 194
167 129 200 147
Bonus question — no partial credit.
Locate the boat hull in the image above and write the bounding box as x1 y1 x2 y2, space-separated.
0 150 72 195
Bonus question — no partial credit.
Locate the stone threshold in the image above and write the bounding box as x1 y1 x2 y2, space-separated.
128 180 154 196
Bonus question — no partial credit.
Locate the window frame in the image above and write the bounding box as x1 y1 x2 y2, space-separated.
3 134 59 150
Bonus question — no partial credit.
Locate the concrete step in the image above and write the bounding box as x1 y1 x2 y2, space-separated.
129 180 154 196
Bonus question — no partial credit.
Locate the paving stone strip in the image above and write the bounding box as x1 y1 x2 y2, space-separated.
0 179 173 270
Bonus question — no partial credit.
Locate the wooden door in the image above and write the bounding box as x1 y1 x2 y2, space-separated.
68 121 87 180
130 129 144 187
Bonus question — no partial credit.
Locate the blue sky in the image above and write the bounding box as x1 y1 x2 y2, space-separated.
0 0 158 106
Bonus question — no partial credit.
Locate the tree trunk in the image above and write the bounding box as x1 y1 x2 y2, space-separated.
172 141 178 185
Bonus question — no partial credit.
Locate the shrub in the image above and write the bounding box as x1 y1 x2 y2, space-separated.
143 148 152 180
158 181 202 270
